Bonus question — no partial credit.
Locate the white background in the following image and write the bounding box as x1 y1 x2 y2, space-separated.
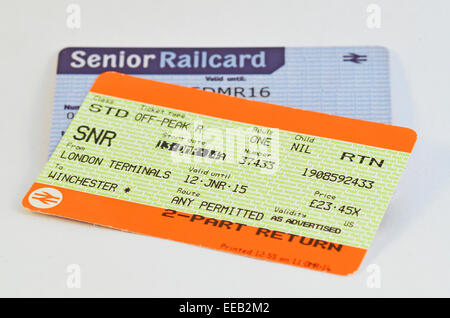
1 0 449 297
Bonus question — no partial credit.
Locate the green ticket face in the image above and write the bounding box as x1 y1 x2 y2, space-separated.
24 73 416 274
38 92 409 249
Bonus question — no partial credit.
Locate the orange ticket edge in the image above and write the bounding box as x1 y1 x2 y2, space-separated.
90 72 417 153
23 182 367 275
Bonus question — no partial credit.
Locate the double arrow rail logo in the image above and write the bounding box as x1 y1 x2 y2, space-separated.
343 53 368 64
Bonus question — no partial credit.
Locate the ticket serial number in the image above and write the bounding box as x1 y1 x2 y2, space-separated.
301 168 375 189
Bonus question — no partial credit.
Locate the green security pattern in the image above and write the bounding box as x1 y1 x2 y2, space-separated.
37 92 410 249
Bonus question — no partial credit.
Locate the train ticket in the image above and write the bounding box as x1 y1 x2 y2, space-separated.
24 72 415 275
